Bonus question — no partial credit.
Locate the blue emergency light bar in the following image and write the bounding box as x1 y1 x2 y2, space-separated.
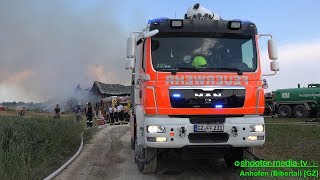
148 17 169 24
215 104 223 108
172 93 181 98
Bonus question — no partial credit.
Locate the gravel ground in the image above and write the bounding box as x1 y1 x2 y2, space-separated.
55 125 242 180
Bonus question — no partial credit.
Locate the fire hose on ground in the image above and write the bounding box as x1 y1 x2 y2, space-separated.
44 132 83 180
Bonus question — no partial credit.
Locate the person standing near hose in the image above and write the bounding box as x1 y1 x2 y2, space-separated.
109 106 114 125
118 104 124 123
114 106 118 124
123 105 129 122
75 103 82 123
85 102 94 128
116 104 122 124
54 104 61 119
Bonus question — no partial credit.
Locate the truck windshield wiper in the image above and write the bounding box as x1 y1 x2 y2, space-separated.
205 67 243 75
158 67 242 75
157 68 179 72
175 67 200 72
157 68 178 75
157 67 199 75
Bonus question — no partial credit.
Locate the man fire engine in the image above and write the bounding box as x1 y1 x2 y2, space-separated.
126 3 279 173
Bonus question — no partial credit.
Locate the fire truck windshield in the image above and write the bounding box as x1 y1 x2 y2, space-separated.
151 37 257 72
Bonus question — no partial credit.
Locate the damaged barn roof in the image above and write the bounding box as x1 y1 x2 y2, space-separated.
91 81 131 97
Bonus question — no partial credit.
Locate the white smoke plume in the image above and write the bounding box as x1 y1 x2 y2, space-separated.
0 0 146 102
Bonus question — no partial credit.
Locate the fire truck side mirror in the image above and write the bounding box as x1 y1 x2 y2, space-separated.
268 39 278 60
126 59 135 71
270 61 280 72
127 35 136 59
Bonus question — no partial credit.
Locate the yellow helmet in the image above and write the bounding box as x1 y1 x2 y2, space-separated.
192 56 207 68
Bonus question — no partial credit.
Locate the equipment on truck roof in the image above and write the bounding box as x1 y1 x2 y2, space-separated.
184 3 221 20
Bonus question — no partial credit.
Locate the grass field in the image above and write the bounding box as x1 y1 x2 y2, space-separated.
256 118 320 161
239 118 320 179
0 110 318 179
0 111 99 180
264 116 317 123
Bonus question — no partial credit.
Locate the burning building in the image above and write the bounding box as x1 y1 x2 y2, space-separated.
90 81 131 98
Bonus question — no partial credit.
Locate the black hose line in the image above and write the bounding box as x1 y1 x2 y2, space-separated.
245 148 264 161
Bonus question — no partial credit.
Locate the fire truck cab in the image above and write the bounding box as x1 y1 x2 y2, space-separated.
126 4 279 173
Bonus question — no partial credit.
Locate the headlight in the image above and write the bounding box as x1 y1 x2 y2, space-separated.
147 125 166 133
147 137 167 142
250 125 264 132
156 137 167 142
248 135 264 141
248 136 257 141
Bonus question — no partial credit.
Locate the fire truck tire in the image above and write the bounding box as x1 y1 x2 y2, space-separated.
278 105 292 118
224 148 244 168
293 105 310 118
136 147 157 174
130 138 135 150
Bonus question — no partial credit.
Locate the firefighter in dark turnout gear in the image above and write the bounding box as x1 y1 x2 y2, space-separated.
109 106 114 125
54 104 61 119
75 103 82 123
85 102 94 128
118 104 124 123
114 106 118 124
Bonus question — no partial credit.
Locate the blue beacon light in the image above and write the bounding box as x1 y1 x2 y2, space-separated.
148 17 169 24
172 93 181 98
215 104 223 108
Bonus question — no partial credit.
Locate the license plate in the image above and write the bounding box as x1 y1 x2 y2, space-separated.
194 124 224 132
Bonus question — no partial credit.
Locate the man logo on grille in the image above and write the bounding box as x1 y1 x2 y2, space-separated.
195 92 222 98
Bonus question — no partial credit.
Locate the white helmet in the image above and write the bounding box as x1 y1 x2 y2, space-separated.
185 3 221 20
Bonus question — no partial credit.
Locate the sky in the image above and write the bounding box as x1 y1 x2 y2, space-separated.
0 0 320 102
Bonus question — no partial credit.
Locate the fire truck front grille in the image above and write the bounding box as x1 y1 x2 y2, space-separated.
169 88 245 108
188 133 229 143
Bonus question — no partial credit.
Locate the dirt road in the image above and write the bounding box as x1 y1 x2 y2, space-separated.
55 125 240 180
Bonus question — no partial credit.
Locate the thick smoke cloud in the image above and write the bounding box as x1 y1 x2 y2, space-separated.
0 0 145 102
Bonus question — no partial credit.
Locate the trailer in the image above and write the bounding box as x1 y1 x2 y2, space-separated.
273 84 320 118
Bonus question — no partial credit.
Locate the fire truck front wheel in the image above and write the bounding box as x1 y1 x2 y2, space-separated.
224 148 244 168
131 138 135 150
135 146 157 174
